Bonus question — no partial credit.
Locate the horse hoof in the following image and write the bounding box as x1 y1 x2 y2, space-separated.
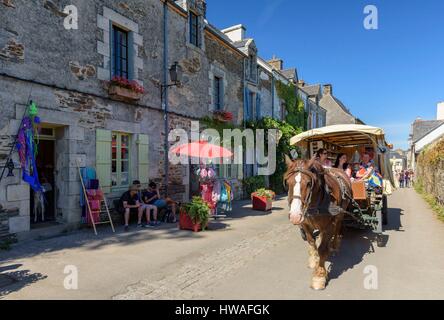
311 276 327 291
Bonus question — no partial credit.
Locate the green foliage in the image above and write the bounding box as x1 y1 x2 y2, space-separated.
247 116 301 194
243 176 266 196
252 188 276 200
183 197 211 230
418 138 444 166
414 179 444 222
275 81 306 129
200 116 240 144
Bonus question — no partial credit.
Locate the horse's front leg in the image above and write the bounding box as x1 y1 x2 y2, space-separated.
302 223 319 269
312 228 333 290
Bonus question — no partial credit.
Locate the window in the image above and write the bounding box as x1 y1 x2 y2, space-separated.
214 76 222 110
189 12 200 47
112 26 129 79
112 132 130 187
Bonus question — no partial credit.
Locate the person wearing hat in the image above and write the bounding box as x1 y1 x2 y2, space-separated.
120 183 144 231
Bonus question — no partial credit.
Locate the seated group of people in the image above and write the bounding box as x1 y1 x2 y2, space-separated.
311 148 380 183
119 180 177 232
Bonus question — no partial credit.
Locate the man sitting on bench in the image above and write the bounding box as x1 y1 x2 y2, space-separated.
142 182 177 223
121 184 143 232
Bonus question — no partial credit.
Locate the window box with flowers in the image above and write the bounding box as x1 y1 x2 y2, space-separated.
212 110 233 123
108 76 145 103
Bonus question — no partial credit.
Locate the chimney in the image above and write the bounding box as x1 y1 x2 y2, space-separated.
267 55 284 70
323 84 333 96
297 79 305 87
221 24 246 42
438 101 444 120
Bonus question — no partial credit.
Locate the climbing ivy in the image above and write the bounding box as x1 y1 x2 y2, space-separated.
247 117 301 194
275 81 306 130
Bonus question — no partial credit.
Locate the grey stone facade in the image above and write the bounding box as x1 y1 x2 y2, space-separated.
0 0 247 236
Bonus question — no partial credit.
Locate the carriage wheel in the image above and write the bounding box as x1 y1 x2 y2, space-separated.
382 194 388 226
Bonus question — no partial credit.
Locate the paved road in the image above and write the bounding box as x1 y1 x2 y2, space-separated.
1 188 444 299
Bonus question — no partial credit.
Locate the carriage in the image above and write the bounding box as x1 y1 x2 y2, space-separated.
290 124 396 235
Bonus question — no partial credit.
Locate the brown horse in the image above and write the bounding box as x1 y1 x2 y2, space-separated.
284 156 352 290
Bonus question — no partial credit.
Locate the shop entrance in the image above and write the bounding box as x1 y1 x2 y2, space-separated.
30 129 56 227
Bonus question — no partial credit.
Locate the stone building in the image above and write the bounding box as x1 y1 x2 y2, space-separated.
317 84 362 126
295 80 326 129
0 0 248 238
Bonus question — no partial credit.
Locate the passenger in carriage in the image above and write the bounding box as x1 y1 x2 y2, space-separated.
309 148 332 169
333 153 352 178
356 152 375 180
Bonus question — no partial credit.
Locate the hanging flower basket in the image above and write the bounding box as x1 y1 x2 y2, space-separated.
108 76 144 102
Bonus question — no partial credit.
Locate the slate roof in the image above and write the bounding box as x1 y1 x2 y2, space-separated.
411 120 444 143
319 94 354 117
280 68 297 81
298 84 321 97
232 39 250 49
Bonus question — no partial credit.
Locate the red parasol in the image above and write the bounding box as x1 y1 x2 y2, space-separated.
170 140 233 159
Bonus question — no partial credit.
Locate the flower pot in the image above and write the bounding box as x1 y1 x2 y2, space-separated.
109 85 142 102
179 208 207 232
251 194 273 211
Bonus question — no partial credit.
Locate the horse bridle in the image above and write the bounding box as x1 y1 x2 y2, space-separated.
286 167 316 217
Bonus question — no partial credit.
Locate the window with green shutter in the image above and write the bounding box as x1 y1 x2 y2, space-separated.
96 129 112 193
137 134 149 184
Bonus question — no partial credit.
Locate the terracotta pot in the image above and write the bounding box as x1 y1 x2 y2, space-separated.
109 85 142 102
251 194 273 211
179 209 207 232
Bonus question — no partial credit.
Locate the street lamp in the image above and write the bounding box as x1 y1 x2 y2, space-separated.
161 62 183 196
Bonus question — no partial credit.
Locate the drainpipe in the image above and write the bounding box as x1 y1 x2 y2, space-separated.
271 71 275 119
163 1 169 196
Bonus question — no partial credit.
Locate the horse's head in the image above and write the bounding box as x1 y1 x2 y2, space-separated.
284 155 319 225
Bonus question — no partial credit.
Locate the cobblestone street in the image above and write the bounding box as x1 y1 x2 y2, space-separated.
1 188 444 300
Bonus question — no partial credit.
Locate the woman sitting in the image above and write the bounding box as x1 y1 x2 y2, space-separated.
334 153 352 178
309 148 332 169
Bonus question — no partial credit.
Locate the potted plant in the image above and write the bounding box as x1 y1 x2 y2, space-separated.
251 188 275 211
108 76 145 102
213 110 233 123
179 197 211 232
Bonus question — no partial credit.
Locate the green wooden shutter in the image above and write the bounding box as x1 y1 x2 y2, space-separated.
137 134 149 184
96 129 112 193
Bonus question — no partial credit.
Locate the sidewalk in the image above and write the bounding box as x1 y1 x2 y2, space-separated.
0 197 289 299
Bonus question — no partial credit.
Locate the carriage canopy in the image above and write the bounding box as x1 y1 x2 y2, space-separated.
290 124 395 188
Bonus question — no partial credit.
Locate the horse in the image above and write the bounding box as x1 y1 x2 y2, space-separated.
284 155 352 290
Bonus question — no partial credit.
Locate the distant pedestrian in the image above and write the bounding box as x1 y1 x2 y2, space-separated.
399 170 405 188
405 171 411 188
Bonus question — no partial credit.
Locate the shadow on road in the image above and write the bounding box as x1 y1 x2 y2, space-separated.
328 205 403 282
0 264 47 298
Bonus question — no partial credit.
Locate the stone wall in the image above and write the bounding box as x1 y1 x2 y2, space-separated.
416 138 444 205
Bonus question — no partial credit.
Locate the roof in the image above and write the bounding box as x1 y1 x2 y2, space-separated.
298 84 321 97
290 124 385 147
411 120 444 143
280 69 297 81
232 39 250 49
319 94 353 117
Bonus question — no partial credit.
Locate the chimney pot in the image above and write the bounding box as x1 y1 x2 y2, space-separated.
267 56 284 71
438 101 444 120
297 79 305 87
323 84 333 96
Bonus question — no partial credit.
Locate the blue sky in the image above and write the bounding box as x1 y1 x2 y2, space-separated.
206 0 444 150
